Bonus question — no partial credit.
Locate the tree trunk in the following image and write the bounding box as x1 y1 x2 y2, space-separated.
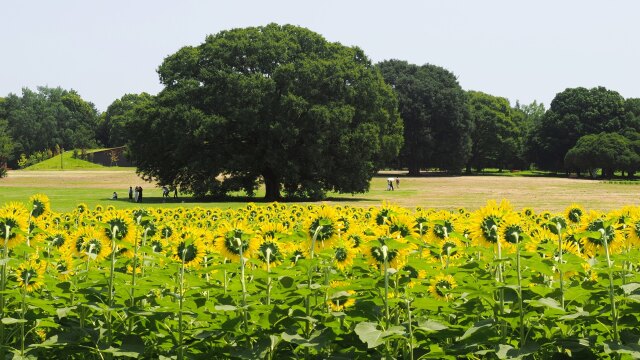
263 169 281 201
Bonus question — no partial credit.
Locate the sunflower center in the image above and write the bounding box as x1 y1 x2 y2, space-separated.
390 223 411 237
32 200 46 217
503 225 523 244
585 219 615 246
151 240 163 252
48 234 65 247
568 208 582 223
0 218 20 240
370 246 398 264
177 242 198 263
106 218 129 240
19 268 37 285
223 230 249 255
335 247 348 262
479 216 500 243
258 242 280 262
309 218 335 241
433 221 454 239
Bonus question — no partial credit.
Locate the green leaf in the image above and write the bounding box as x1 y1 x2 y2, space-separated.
457 318 495 342
417 320 448 332
2 317 27 324
214 305 237 311
354 322 405 349
525 297 565 312
559 308 590 320
496 343 539 360
621 283 640 295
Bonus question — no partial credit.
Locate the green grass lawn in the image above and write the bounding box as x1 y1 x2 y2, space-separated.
2 169 640 213
24 150 134 171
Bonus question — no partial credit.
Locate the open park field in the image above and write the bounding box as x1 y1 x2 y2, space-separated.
1 169 638 212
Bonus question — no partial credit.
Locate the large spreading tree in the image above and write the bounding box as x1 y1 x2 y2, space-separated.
377 60 470 175
127 24 403 200
528 86 628 171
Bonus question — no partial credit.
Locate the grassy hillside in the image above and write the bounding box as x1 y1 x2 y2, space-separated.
25 151 106 170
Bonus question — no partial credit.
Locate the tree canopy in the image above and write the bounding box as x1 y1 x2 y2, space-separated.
1 87 98 166
465 91 521 172
126 24 403 200
564 132 640 178
528 87 629 171
377 60 470 174
97 93 152 147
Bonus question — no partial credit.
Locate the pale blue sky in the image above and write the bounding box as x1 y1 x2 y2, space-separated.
2 0 639 111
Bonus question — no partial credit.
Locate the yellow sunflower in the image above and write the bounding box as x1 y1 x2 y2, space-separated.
387 213 417 238
426 211 457 245
565 204 585 226
344 226 366 253
213 221 257 261
332 240 357 272
327 281 356 312
258 221 289 239
29 194 51 218
468 200 512 248
75 203 89 214
304 206 342 250
433 235 465 264
281 241 309 265
365 234 410 270
498 213 528 252
428 274 458 301
15 259 46 292
103 210 136 245
53 252 75 281
578 211 624 258
0 205 29 249
170 227 206 269
69 226 111 261
254 235 284 268
624 211 640 248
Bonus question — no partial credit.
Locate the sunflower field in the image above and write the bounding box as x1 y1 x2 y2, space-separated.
1 195 640 359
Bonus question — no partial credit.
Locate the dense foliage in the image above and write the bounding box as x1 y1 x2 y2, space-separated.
126 24 403 200
377 60 470 174
96 93 152 148
465 91 525 172
3 196 640 358
528 87 640 172
0 87 99 167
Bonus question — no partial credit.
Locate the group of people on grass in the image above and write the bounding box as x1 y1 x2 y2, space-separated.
386 177 400 191
112 185 178 202
128 186 144 202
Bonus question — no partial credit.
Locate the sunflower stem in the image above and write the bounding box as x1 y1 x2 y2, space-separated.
305 226 322 339
382 245 390 328
515 232 525 348
406 297 414 360
556 223 565 310
494 225 505 340
236 237 249 336
20 274 28 357
107 225 118 352
0 225 9 359
600 228 619 344
266 248 272 306
178 247 186 360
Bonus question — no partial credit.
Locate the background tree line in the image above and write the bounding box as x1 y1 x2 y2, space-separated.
2 24 640 190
